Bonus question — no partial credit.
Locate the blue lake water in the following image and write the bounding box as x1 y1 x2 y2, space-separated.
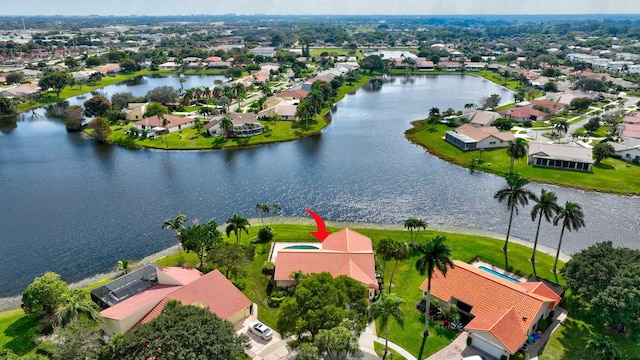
0 73 638 297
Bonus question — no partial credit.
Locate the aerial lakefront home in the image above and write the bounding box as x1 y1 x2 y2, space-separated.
134 114 196 134
527 140 594 172
269 228 379 299
204 113 265 137
445 124 516 150
420 260 562 359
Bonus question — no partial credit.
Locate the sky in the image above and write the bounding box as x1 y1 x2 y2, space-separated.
1 0 640 16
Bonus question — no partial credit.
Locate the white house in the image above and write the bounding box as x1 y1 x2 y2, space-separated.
135 114 195 134
123 102 149 121
611 138 640 163
527 140 593 172
445 124 515 150
204 113 264 137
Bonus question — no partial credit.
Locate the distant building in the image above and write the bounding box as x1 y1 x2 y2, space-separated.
445 124 515 150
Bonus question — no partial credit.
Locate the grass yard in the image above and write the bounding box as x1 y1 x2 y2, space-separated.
374 341 408 360
0 309 40 356
405 122 640 195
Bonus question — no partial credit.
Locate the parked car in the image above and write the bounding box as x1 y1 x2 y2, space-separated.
462 356 487 360
248 321 273 341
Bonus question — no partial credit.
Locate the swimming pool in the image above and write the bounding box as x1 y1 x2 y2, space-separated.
284 245 320 250
479 266 520 283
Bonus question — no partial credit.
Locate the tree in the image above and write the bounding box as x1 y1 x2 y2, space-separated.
584 117 601 132
39 71 73 99
64 105 84 131
255 226 275 244
552 120 569 139
180 220 223 268
143 102 168 117
83 95 111 117
481 93 501 109
584 335 624 360
277 273 369 341
110 92 137 110
376 237 396 281
387 241 409 293
360 55 385 73
494 172 534 260
218 96 231 113
119 58 139 73
22 272 69 319
404 218 427 242
90 117 112 142
56 290 101 327
412 235 454 360
208 243 255 278
569 97 592 111
543 81 558 92
225 213 250 244
64 57 80 70
85 56 102 67
591 263 640 335
100 303 249 360
315 326 360 360
593 142 615 164
506 138 528 173
294 343 320 360
5 71 24 84
552 201 585 273
256 203 270 226
146 86 180 106
43 318 102 360
369 293 404 360
117 259 132 275
529 189 560 265
162 213 189 265
0 95 17 115
492 118 513 131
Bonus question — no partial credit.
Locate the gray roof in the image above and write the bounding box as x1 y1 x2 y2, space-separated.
90 263 159 309
528 140 593 163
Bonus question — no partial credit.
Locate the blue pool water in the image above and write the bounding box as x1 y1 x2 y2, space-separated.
479 266 520 283
284 245 320 250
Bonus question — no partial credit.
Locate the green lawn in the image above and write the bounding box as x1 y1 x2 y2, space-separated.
0 309 40 356
405 122 640 195
374 341 407 360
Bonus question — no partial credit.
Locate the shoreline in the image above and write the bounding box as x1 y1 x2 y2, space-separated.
0 217 571 312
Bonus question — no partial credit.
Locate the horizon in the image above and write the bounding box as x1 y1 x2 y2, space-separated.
2 0 640 17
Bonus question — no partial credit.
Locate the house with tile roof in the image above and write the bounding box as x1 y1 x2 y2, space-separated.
527 140 593 172
461 110 501 127
135 114 195 134
271 228 379 299
445 124 515 150
99 267 252 336
497 107 546 122
419 261 561 359
204 113 264 137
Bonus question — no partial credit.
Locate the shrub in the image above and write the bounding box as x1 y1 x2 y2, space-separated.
522 119 533 128
262 261 275 276
256 226 275 244
467 336 473 346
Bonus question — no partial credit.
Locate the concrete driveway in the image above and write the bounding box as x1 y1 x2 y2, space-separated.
236 316 287 359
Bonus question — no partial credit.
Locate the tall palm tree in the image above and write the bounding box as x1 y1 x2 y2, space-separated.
529 189 560 264
225 213 250 244
256 203 270 226
494 172 534 256
370 293 404 360
413 235 454 360
117 259 132 275
56 290 101 327
388 242 409 294
376 237 396 282
221 117 234 136
553 120 569 141
404 218 427 242
552 201 585 273
162 213 189 265
506 138 528 173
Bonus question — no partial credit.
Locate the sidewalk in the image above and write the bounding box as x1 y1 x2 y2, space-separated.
359 322 417 360
527 307 568 360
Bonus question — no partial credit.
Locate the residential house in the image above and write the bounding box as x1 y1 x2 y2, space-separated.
275 89 309 104
527 140 593 172
415 58 435 71
610 137 640 162
464 62 488 71
250 46 276 57
619 114 640 139
204 113 264 137
158 61 180 70
270 228 379 299
258 101 298 120
497 107 546 122
123 102 149 121
445 124 515 150
0 83 40 99
463 110 501 127
419 261 561 359
440 61 461 71
135 114 195 134
98 267 253 336
530 99 566 114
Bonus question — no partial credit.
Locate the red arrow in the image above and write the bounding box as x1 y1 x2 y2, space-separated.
305 209 331 242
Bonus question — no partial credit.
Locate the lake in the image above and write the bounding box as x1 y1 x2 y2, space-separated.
0 73 638 297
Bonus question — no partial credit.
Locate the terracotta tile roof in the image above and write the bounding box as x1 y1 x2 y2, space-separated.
419 261 559 353
498 107 546 119
465 307 526 354
100 284 178 320
519 282 562 310
530 99 566 113
276 89 309 99
139 269 252 324
135 114 195 129
274 229 378 289
158 267 203 285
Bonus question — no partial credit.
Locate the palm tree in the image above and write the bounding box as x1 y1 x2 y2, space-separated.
256 203 270 226
162 213 189 265
370 293 404 360
494 172 534 257
529 189 560 265
552 201 585 273
388 241 409 294
117 259 132 275
553 120 568 141
376 238 396 281
413 235 454 360
404 218 427 242
225 213 250 244
56 290 101 327
221 117 234 136
506 138 528 173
